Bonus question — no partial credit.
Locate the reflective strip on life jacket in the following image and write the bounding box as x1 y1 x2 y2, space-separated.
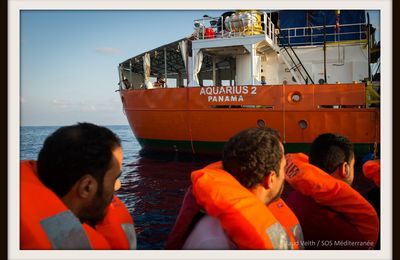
121 223 137 249
285 153 379 245
291 224 304 249
191 161 301 250
265 222 291 249
40 210 92 249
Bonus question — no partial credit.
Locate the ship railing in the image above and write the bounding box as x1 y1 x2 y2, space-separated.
193 11 277 44
192 13 366 47
365 81 380 107
279 23 367 46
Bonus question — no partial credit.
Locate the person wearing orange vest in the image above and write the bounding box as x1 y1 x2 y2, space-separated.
285 133 379 249
362 159 380 249
362 159 380 215
166 127 303 249
20 123 136 250
363 159 380 188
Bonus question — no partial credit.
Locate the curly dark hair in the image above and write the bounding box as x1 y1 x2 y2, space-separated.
222 127 283 189
37 122 121 198
309 133 354 174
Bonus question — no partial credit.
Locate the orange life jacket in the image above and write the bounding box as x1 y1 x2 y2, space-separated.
268 199 304 249
285 153 379 245
20 160 136 250
363 160 380 188
95 195 137 249
191 161 302 250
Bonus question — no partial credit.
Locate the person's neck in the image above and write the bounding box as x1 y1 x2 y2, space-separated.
249 185 270 205
331 170 351 186
61 193 83 222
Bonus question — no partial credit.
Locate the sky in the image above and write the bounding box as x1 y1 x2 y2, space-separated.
20 10 380 126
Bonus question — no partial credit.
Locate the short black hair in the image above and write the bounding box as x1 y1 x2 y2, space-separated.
309 133 354 174
37 122 121 198
222 127 283 189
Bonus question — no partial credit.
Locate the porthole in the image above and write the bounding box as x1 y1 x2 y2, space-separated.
257 119 266 128
298 120 308 129
288 91 302 104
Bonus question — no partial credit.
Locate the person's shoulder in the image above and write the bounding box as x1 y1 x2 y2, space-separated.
182 215 236 250
286 190 340 226
285 191 365 248
286 190 318 211
288 190 364 227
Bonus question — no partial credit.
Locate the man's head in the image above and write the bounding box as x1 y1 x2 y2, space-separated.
157 73 165 82
309 133 355 185
222 127 286 205
37 122 123 224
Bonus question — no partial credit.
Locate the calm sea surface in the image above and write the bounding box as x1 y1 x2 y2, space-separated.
20 125 217 250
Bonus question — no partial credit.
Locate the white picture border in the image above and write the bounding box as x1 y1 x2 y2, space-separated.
9 0 392 259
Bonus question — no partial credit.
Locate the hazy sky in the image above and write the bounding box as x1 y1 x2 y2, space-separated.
20 10 380 126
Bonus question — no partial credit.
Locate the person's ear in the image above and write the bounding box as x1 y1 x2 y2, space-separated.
344 162 350 177
263 171 276 189
338 162 350 178
76 175 98 199
114 179 121 191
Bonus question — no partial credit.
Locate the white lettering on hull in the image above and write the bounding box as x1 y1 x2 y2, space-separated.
207 95 244 102
201 86 256 103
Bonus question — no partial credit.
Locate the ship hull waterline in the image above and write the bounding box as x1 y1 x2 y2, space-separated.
120 84 380 157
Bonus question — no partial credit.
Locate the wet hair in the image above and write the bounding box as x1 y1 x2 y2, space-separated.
222 127 283 189
309 133 354 174
37 122 121 198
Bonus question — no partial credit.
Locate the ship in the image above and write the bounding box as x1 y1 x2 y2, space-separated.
118 10 380 156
